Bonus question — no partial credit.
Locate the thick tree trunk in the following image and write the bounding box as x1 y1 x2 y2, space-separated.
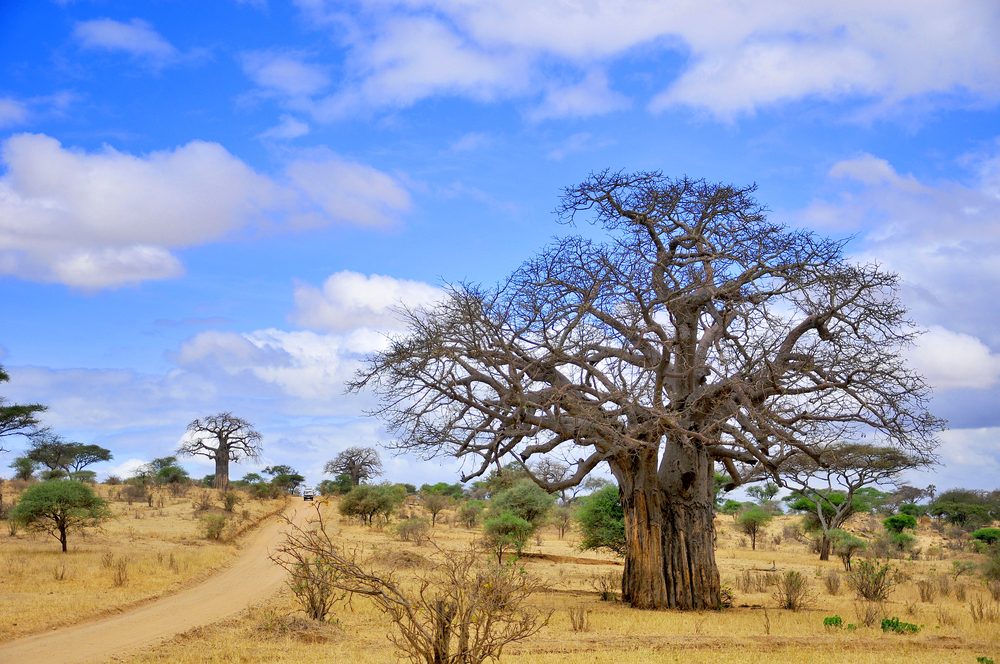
214 454 229 491
613 439 721 610
818 534 831 561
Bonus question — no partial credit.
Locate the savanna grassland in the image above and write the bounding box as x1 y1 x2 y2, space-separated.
100 496 1000 664
0 482 287 642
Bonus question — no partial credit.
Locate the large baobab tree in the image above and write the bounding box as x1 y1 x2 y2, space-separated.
780 442 929 560
350 172 940 610
177 412 262 490
323 446 382 487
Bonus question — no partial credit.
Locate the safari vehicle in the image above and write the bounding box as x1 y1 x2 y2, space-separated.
302 488 316 501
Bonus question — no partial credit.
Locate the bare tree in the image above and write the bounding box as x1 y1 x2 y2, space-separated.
323 446 382 487
272 507 548 663
177 412 261 491
779 442 929 560
350 173 940 609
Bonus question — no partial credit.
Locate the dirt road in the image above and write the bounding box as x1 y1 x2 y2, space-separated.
0 503 312 664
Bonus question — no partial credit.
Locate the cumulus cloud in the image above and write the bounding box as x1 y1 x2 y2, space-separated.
0 134 412 288
292 271 444 332
291 1 1000 119
907 327 1000 390
0 133 274 288
529 70 630 122
285 154 412 228
797 146 1000 345
258 114 310 140
74 18 177 62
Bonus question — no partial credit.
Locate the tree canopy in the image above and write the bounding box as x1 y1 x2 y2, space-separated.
177 412 261 491
0 365 47 453
323 447 382 487
10 480 111 552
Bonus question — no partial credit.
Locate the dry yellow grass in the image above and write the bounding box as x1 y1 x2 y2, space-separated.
0 483 287 641
124 500 998 663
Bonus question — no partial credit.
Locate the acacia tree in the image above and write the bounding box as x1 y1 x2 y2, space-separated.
323 446 382 487
177 412 261 491
780 442 928 560
26 434 113 479
351 173 940 610
0 366 46 453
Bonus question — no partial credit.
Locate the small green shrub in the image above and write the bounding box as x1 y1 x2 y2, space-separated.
977 656 995 664
201 514 227 540
883 514 918 533
971 528 1000 545
823 615 843 630
880 616 919 634
849 559 900 602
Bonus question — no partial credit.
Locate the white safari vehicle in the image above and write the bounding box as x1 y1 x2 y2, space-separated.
302 488 316 501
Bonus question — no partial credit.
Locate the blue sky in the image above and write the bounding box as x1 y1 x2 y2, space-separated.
2 1 999 491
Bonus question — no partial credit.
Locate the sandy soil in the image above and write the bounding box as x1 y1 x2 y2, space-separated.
0 503 312 664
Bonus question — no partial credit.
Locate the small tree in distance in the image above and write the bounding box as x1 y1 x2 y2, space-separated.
10 480 111 552
737 506 774 551
323 446 382 487
177 412 262 491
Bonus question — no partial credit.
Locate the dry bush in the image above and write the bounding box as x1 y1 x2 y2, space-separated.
955 583 967 601
590 570 620 602
275 507 549 664
936 607 957 626
936 573 952 597
53 563 67 581
567 607 590 632
854 600 883 628
394 518 432 545
192 491 214 512
824 570 841 596
969 596 1000 624
101 550 115 569
270 540 346 621
737 570 778 593
369 549 430 570
848 559 899 602
111 556 129 587
772 570 812 611
916 578 936 603
201 514 227 541
250 606 340 643
987 580 1000 602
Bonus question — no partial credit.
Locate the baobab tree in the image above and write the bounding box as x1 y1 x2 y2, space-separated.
350 172 940 610
323 446 382 487
780 442 929 560
177 412 261 490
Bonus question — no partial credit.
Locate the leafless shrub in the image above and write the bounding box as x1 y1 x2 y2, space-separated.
271 536 346 621
53 563 67 581
111 556 129 587
590 571 620 602
936 573 952 597
848 559 899 602
916 578 936 603
955 583 967 602
738 570 778 594
824 570 841 596
568 607 590 632
854 600 883 628
760 607 772 635
101 550 115 569
969 596 1000 624
936 607 957 626
772 571 812 611
274 507 549 663
987 580 1000 602
192 491 214 512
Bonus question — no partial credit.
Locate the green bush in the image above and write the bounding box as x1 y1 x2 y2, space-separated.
883 513 917 533
201 514 227 540
483 510 533 563
823 615 843 629
848 559 900 602
394 517 431 544
457 499 485 528
880 616 919 634
576 484 625 555
829 529 867 571
489 480 555 527
971 528 1000 545
339 483 406 526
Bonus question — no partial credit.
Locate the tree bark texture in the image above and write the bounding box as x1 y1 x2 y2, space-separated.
613 440 721 610
214 453 229 492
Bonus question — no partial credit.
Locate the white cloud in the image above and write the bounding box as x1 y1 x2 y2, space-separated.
449 132 492 153
258 114 310 140
0 134 413 288
242 51 330 97
0 133 275 288
907 326 1000 390
0 98 29 128
292 270 443 332
797 146 1000 345
906 426 1000 491
529 70 630 121
285 153 412 228
294 1 1000 119
73 18 177 62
